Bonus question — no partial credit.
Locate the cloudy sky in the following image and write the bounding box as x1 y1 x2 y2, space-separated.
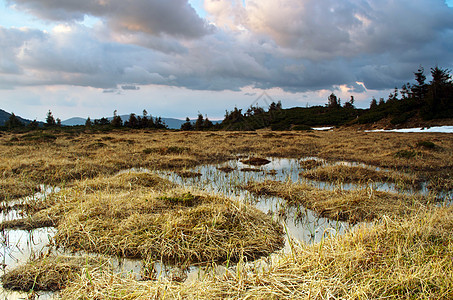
1 0 453 121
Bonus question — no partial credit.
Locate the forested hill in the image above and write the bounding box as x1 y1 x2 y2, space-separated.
214 66 453 131
0 109 32 126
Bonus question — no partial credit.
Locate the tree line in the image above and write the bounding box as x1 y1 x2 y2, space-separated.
2 109 167 131
357 65 453 124
2 65 451 132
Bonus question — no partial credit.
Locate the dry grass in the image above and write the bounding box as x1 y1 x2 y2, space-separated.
1 255 106 292
176 171 202 178
0 177 39 201
1 130 452 298
70 171 176 192
60 206 453 299
299 159 324 170
240 157 271 166
15 172 284 266
1 130 452 198
301 164 421 188
52 188 284 265
0 172 175 230
245 180 430 223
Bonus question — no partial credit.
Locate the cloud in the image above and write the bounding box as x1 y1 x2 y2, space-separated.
0 26 45 75
207 0 453 60
121 85 140 90
7 0 212 38
2 0 453 97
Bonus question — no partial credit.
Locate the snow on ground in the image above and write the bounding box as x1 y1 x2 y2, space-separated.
313 127 334 131
365 126 453 133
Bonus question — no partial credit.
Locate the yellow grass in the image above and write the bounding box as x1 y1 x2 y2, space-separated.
1 255 107 292
245 180 430 223
301 164 421 188
1 130 452 198
1 129 452 298
60 206 453 299
15 172 284 266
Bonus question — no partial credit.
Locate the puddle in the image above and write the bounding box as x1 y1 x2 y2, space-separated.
156 158 356 245
0 228 56 299
0 186 60 300
157 157 451 243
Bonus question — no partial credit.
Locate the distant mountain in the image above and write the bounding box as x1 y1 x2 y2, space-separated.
61 117 87 126
0 109 34 126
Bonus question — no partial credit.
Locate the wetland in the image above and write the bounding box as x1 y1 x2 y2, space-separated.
0 129 452 299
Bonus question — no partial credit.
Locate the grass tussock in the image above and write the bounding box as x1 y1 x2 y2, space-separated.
0 216 55 231
299 159 324 170
71 171 176 192
301 164 420 188
217 166 235 173
240 157 271 166
0 172 175 231
176 171 202 178
53 189 284 265
245 180 429 223
30 173 284 266
60 207 453 299
1 255 106 292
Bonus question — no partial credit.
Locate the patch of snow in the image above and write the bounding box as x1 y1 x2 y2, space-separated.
365 126 453 133
313 127 334 131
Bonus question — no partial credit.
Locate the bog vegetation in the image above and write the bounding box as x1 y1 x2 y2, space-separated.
0 128 452 299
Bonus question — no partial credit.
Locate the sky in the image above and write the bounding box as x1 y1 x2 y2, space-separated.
1 0 453 121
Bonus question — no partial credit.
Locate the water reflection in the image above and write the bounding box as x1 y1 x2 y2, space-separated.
157 158 355 245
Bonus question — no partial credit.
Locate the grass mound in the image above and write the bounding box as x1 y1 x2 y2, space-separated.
0 172 175 231
301 164 420 188
240 157 271 166
299 159 324 170
176 171 202 178
1 255 105 292
245 180 430 223
53 187 284 265
60 207 453 299
72 171 175 192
